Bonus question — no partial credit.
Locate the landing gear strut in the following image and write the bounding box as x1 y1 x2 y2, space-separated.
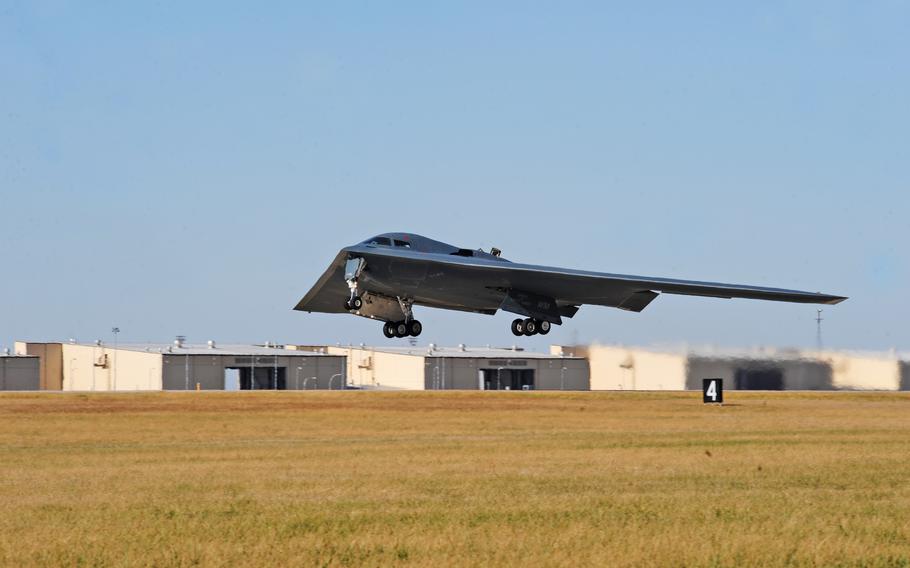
344 257 366 312
511 318 551 337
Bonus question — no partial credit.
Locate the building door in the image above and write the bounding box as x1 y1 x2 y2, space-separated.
224 368 240 391
480 369 535 390
735 367 783 390
481 369 505 390
238 367 287 390
517 369 535 390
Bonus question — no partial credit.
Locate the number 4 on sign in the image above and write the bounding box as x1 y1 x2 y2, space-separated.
703 378 723 404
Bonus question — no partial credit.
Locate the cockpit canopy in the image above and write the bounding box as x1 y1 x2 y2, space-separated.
359 233 509 262
363 236 411 249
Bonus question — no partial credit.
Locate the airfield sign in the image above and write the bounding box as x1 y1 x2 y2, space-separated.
703 378 723 404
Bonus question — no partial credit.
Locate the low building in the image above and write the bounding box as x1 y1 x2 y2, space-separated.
14 340 346 391
553 344 909 391
325 345 589 390
0 351 40 390
813 350 906 391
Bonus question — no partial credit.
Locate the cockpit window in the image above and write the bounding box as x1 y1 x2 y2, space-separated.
393 240 411 248
366 237 392 246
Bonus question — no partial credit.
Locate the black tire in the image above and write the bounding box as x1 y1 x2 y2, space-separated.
344 300 352 311
351 297 363 310
539 320 551 335
523 318 537 336
408 320 423 337
395 322 408 338
511 319 524 336
382 322 396 338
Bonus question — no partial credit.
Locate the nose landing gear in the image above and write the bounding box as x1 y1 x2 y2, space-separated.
344 296 363 311
511 318 552 337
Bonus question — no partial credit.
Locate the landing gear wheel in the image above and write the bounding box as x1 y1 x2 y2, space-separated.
523 318 538 336
538 320 551 335
382 322 396 339
344 300 352 311
350 297 363 310
408 320 423 337
511 318 525 336
395 322 409 338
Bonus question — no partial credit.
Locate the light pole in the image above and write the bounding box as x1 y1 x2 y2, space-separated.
111 327 120 390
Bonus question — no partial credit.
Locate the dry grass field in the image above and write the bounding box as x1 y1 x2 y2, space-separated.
1 391 909 567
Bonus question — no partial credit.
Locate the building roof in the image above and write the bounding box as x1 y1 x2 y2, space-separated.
332 345 582 359
69 342 339 357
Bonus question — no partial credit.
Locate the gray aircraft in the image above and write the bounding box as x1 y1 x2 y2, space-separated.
294 233 846 339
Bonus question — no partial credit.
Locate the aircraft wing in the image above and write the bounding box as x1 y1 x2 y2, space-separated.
293 251 350 313
294 246 846 320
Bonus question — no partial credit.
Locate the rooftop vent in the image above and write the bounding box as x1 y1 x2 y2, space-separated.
174 336 186 348
68 338 76 344
207 340 216 349
2 348 9 356
458 343 466 352
95 339 102 346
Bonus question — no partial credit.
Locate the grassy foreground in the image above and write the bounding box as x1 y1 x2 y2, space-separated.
0 391 909 567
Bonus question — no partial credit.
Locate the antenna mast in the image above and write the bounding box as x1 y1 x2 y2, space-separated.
815 309 823 351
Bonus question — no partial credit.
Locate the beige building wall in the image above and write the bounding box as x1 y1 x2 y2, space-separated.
559 345 686 390
819 352 900 391
62 344 163 391
15 342 63 390
328 347 426 390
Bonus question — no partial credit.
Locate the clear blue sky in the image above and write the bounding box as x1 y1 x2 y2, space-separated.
2 2 907 352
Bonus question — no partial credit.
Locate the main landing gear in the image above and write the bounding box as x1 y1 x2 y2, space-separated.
383 320 422 338
511 318 551 337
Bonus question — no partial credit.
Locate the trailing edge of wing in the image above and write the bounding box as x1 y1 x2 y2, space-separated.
617 291 660 312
